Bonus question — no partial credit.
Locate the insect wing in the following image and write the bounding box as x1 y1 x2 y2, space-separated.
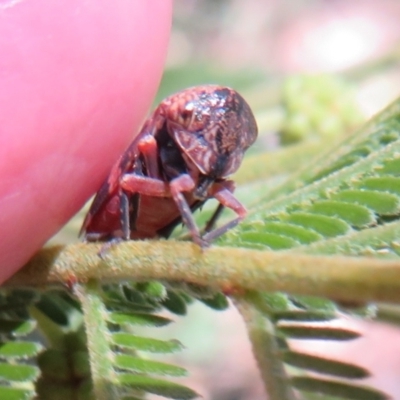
80 142 140 236
79 175 118 236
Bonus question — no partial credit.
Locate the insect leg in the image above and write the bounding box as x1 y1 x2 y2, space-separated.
128 157 147 232
203 184 247 243
129 193 139 231
121 175 170 196
119 156 146 239
138 134 161 179
121 173 205 244
203 203 225 233
119 190 131 240
118 120 163 238
203 179 234 233
169 174 206 247
157 200 204 238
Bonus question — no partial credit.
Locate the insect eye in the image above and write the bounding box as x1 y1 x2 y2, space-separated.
181 109 192 121
179 103 195 126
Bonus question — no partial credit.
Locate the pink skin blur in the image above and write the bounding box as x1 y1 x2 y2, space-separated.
0 0 172 282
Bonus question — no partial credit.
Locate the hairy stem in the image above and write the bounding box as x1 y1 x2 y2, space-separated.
233 293 299 400
74 281 118 400
6 241 400 303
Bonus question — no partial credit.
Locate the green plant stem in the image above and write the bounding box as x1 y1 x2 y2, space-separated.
248 97 400 204
6 241 400 303
249 138 400 217
233 293 298 400
234 136 339 185
74 281 118 400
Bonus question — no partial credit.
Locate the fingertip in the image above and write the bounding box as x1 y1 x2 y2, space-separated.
0 0 172 281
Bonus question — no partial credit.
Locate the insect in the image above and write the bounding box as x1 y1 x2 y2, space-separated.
81 85 258 247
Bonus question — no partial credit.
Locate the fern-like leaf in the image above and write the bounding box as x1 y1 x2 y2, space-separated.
75 281 199 400
0 289 42 400
222 99 400 400
218 99 400 257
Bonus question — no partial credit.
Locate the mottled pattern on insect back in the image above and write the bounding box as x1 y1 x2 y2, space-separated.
81 85 258 247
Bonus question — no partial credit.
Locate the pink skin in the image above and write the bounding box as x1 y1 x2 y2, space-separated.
0 0 172 282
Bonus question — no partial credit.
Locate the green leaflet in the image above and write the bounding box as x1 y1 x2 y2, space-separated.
277 326 361 341
117 374 198 399
332 190 400 215
287 295 337 313
308 200 375 227
272 310 337 323
134 281 167 300
0 364 39 382
283 351 369 379
0 387 34 400
198 291 229 310
161 290 188 315
112 333 183 353
358 176 400 195
121 397 144 400
246 222 322 244
291 376 387 400
378 156 400 175
285 212 351 237
108 312 173 328
255 293 338 323
114 355 187 377
240 231 300 250
0 320 36 336
0 342 42 359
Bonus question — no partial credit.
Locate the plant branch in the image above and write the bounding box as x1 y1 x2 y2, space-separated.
74 281 118 400
234 136 339 185
233 292 299 400
6 241 400 303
